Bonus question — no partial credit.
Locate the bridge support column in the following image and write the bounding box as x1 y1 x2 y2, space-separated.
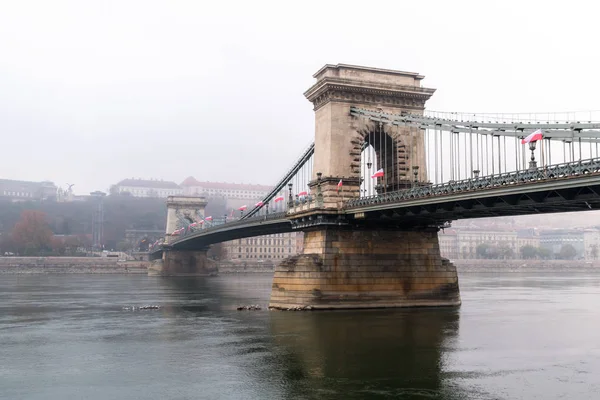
149 249 217 276
269 228 460 309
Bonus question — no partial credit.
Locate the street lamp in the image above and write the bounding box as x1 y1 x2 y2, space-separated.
412 165 419 187
287 183 293 208
529 141 538 170
316 172 323 206
473 169 480 179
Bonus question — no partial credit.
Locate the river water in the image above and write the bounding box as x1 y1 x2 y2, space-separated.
1 273 600 399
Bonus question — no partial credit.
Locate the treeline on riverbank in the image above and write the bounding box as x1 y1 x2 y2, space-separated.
0 195 228 255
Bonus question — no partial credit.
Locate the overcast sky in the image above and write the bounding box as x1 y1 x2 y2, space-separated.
1 0 599 195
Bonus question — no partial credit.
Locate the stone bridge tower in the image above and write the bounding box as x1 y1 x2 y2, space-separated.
165 196 207 243
269 64 460 310
304 64 435 206
149 195 216 276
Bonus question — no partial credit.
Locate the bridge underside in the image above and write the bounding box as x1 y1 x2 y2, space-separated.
347 176 600 226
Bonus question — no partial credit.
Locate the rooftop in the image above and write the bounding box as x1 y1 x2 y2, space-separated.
180 177 272 192
313 63 425 80
0 179 57 193
115 178 181 189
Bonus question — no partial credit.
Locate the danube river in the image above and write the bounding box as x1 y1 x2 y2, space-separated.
1 272 600 399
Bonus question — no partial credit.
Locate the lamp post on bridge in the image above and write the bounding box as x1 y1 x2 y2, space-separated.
367 162 372 195
529 141 538 170
316 172 323 207
288 183 293 209
412 166 419 188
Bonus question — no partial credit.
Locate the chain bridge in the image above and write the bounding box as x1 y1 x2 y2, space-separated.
150 64 600 310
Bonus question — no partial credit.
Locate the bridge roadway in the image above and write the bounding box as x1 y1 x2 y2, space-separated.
154 157 600 254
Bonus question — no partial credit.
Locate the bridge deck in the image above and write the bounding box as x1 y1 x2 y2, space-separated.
152 158 600 253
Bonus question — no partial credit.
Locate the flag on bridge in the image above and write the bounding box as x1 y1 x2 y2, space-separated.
274 195 284 202
255 201 264 207
298 191 308 197
205 216 213 221
371 168 384 178
521 129 543 144
337 179 342 192
239 205 247 211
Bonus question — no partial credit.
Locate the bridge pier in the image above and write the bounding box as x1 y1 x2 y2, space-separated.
269 227 460 310
149 249 217 276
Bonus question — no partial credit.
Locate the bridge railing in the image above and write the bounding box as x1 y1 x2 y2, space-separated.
345 157 600 209
169 211 289 244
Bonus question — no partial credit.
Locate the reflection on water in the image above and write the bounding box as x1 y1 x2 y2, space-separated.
1 273 600 399
268 309 460 399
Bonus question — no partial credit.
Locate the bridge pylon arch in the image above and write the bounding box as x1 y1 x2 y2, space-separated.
304 64 434 205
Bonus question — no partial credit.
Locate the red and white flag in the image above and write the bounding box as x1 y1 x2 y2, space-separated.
274 195 284 202
337 179 342 192
239 205 247 211
255 201 264 207
521 129 543 144
298 191 308 196
371 168 384 178
205 216 213 221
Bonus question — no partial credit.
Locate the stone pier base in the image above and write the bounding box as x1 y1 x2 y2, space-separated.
269 228 460 310
148 250 218 276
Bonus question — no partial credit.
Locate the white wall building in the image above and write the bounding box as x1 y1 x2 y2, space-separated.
180 177 271 200
113 179 183 198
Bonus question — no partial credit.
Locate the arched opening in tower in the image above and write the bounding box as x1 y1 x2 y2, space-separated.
360 129 412 196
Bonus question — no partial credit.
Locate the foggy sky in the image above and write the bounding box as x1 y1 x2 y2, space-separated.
1 1 599 195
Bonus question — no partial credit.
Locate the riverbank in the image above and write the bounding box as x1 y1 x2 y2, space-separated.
2 257 600 275
0 257 149 274
218 261 274 274
454 259 600 272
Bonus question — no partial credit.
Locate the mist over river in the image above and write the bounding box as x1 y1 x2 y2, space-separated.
1 272 599 399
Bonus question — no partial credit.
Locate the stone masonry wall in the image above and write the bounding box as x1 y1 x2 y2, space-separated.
0 257 148 274
270 228 461 309
155 250 218 276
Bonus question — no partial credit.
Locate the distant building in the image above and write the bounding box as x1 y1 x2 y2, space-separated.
539 230 586 259
113 178 182 198
583 229 600 259
222 232 301 261
0 179 57 202
439 228 525 259
180 177 272 201
438 229 458 259
516 229 540 251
